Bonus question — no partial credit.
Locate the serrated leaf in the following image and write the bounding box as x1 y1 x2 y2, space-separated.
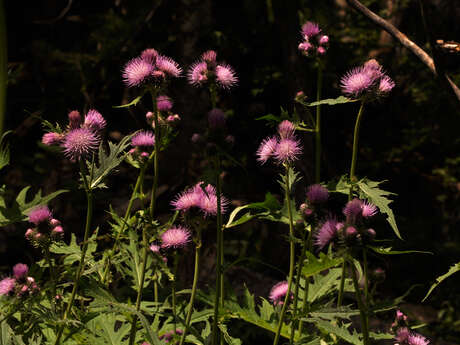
306 319 363 345
367 246 432 256
85 135 133 190
308 306 360 320
302 251 343 278
113 93 145 108
0 131 11 172
306 96 357 107
218 324 242 345
422 261 460 302
369 332 394 340
357 178 401 239
87 313 130 345
327 175 351 195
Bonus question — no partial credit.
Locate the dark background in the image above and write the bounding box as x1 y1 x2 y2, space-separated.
2 0 460 343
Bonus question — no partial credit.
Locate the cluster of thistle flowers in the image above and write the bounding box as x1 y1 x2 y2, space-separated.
392 310 430 345
257 120 303 165
146 95 181 127
341 59 395 100
314 198 378 251
298 21 329 57
42 109 106 161
123 48 182 87
187 50 237 89
0 263 38 298
25 205 64 247
129 130 156 162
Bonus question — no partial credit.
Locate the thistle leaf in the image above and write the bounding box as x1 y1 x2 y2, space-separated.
422 261 460 302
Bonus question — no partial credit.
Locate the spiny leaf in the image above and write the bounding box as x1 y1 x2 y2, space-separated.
0 131 11 172
357 178 401 239
368 246 432 256
113 93 145 108
218 324 242 345
302 251 344 278
306 96 358 107
422 261 460 302
306 319 363 345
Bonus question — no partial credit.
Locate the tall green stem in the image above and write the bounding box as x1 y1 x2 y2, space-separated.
349 100 365 200
45 248 57 313
298 229 313 335
350 260 369 345
314 65 323 184
337 260 347 307
53 161 93 345
273 166 296 345
102 164 147 284
362 248 370 332
0 0 7 136
289 229 310 343
172 252 179 334
179 228 202 345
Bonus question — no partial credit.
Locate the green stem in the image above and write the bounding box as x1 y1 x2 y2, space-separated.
314 64 323 184
154 279 158 303
172 252 179 334
289 229 309 343
298 229 313 335
273 165 296 345
349 100 365 200
102 164 147 284
337 261 347 307
45 248 57 313
179 229 202 345
0 0 6 136
128 226 150 345
53 161 93 345
363 248 370 332
350 260 369 345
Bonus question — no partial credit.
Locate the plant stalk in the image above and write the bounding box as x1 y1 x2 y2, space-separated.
314 64 323 184
349 100 365 200
273 165 296 345
350 260 369 345
297 229 313 335
179 228 202 345
53 161 94 345
337 260 347 307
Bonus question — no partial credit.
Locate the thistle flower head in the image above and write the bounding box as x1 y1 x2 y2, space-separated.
140 48 158 63
256 136 278 164
157 95 173 112
122 57 154 87
29 206 52 225
306 184 329 204
278 120 296 139
274 138 302 164
188 61 208 86
13 263 29 279
395 327 410 343
408 333 429 345
63 127 100 160
84 109 106 133
68 110 82 129
202 50 217 63
317 46 326 55
208 108 226 129
131 131 155 148
361 200 378 218
150 244 160 253
42 132 64 146
0 277 16 296
269 281 289 305
379 75 395 94
315 218 339 250
343 198 363 221
340 66 376 98
199 192 229 216
160 226 191 249
301 21 321 39
156 55 182 78
319 35 329 45
171 187 203 212
215 64 238 89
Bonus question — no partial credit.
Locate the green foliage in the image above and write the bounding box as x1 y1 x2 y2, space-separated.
85 313 130 345
306 96 358 107
302 251 343 278
0 186 67 226
113 93 145 109
84 135 133 190
367 246 431 256
0 130 11 172
422 261 460 302
305 319 363 345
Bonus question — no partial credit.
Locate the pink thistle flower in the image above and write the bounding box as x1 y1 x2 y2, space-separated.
131 131 155 148
319 35 329 45
199 193 229 216
63 127 100 160
29 206 52 225
208 108 226 129
215 64 238 89
274 138 302 164
50 219 61 227
278 120 296 139
150 244 160 253
298 42 313 53
379 75 395 93
171 188 202 212
345 226 358 238
396 309 407 321
84 109 106 133
187 61 208 86
13 263 29 279
317 46 326 55
0 277 16 296
156 56 182 78
340 66 376 98
140 48 158 63
315 218 339 250
256 136 278 164
395 327 410 343
361 200 378 218
407 333 429 345
269 281 289 305
202 50 217 63
42 132 64 146
306 184 329 204
343 198 363 221
68 110 82 129
301 21 321 39
122 57 154 87
160 226 191 249
363 59 382 71
157 95 173 112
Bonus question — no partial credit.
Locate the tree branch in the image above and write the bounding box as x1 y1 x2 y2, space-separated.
345 0 460 104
